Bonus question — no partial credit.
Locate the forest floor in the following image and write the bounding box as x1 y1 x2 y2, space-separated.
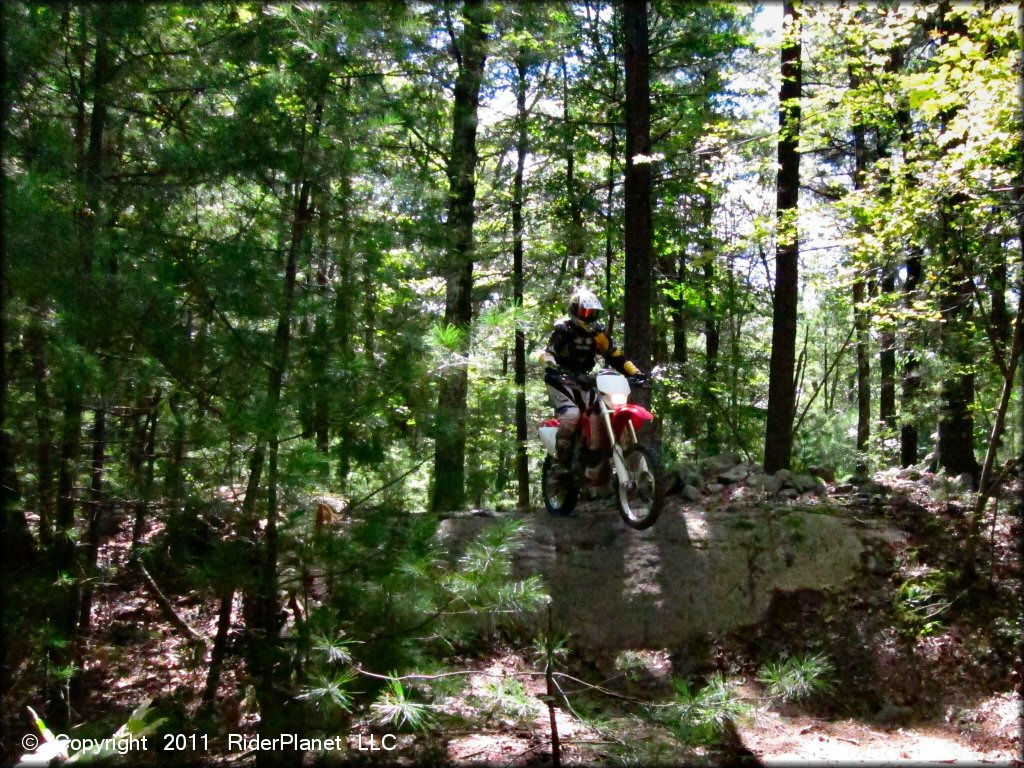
48 468 1024 766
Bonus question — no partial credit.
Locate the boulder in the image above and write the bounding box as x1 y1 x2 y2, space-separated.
705 483 724 494
790 473 820 494
718 463 751 485
439 503 870 654
747 472 782 496
681 485 702 503
702 452 743 476
676 464 702 490
809 465 836 483
775 469 793 484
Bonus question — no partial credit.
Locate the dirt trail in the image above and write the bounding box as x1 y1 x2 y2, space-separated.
737 699 1021 766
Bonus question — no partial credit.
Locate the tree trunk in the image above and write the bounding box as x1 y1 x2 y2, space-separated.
312 206 331 455
853 273 871 473
1018 0 1024 518
604 9 622 309
933 4 979 482
333 81 356 488
26 319 55 545
900 252 923 466
671 255 688 365
701 190 719 454
513 52 531 512
764 0 802 473
879 267 897 434
50 389 83 726
561 53 586 281
623 0 654 378
430 0 489 513
936 232 980 480
201 586 236 714
165 390 187 507
0 9 11 753
704 259 720 456
240 83 324 768
850 101 871 472
78 407 106 635
131 397 160 558
883 44 923 468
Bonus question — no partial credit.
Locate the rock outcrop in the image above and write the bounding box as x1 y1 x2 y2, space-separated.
438 498 889 654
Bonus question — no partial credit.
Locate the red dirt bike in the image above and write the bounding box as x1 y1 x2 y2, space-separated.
539 368 665 530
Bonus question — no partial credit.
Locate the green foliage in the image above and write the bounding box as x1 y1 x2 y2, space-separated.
297 671 357 715
656 673 752 746
757 653 835 704
895 569 955 637
370 677 436 732
293 511 548 723
477 677 540 723
1 0 1019 756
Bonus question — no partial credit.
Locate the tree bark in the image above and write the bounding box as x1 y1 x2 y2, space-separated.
0 8 11 753
561 53 586 281
26 319 55 545
239 82 324 768
936 215 980 481
78 407 106 635
704 260 721 456
701 191 720 455
131 396 160 558
513 52 531 512
933 4 979 481
853 273 870 473
50 389 83 726
850 78 871 472
430 0 489 512
603 8 621 310
879 268 897 434
883 44 923 468
201 586 235 714
764 0 802 473
900 252 923 466
623 0 654 378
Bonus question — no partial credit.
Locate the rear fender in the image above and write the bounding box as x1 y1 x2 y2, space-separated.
539 418 561 455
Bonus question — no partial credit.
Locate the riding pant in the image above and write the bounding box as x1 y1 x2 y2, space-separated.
546 380 597 461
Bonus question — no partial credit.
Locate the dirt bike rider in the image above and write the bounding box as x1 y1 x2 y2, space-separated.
539 288 645 476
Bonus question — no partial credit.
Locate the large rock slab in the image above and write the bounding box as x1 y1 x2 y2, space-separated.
438 501 869 653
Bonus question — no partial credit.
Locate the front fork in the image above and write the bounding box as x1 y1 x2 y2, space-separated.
598 400 637 487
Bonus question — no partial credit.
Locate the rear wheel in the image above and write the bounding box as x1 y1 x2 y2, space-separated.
542 455 578 516
614 444 664 530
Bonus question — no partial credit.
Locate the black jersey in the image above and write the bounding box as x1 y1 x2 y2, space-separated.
544 318 636 375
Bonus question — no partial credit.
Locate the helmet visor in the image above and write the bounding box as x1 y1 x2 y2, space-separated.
577 307 599 322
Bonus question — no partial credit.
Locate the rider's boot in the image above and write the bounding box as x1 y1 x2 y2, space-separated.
554 438 574 480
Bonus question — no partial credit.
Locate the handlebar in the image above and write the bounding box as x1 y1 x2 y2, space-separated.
544 366 652 389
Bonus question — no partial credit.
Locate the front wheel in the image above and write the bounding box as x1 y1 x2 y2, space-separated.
614 444 664 530
542 455 578 516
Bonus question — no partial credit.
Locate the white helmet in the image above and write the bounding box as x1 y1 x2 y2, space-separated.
568 288 603 323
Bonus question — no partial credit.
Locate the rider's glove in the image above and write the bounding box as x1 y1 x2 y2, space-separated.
544 366 566 385
629 372 650 386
